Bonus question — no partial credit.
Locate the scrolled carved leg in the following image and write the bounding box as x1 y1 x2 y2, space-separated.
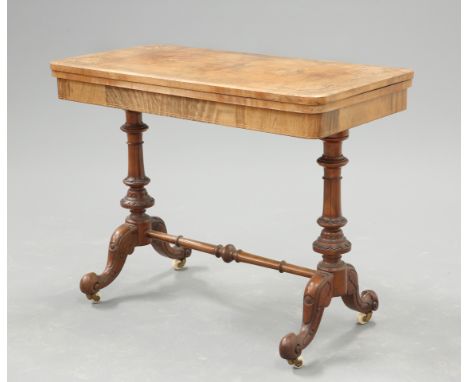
341 263 379 323
150 216 191 268
279 271 333 367
80 224 138 302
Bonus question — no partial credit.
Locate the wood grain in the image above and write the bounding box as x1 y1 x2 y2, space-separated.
52 45 413 138
54 70 411 114
57 78 407 138
63 44 403 365
51 45 413 106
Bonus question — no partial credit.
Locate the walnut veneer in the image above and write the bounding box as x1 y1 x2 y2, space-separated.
51 45 413 368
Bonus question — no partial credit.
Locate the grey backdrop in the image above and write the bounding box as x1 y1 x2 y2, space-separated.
8 1 460 381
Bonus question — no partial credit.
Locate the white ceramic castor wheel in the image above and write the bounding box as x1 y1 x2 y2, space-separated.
357 311 373 325
287 355 304 369
86 293 101 304
172 258 186 270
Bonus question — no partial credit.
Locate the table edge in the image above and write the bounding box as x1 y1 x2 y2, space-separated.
50 61 414 107
51 68 412 114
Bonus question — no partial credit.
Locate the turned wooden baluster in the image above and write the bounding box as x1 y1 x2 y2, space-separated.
313 131 379 321
120 110 155 242
314 131 351 294
279 132 349 366
79 111 190 301
314 131 378 318
279 131 378 367
80 111 153 301
279 271 333 367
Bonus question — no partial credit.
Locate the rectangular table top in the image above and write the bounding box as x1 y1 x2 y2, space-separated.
51 45 413 139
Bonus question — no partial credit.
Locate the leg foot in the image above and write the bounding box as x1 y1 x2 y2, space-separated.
357 311 373 325
288 355 304 368
172 258 186 270
150 217 191 265
80 224 138 302
342 264 379 318
279 272 333 366
86 293 101 303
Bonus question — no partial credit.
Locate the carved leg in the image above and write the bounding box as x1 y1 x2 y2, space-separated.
80 111 154 302
80 224 138 302
342 263 379 324
279 272 333 367
150 216 191 269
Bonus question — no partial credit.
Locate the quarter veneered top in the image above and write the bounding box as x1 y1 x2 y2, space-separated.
50 45 413 106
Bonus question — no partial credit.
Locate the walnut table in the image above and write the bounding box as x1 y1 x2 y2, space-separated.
50 45 413 368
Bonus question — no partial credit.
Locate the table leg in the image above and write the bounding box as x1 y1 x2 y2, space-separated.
79 110 187 301
80 224 138 302
279 272 333 368
150 216 192 270
77 113 378 368
341 263 379 324
279 131 379 367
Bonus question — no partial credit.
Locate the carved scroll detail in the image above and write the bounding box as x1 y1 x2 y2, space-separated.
279 271 333 361
341 263 379 313
150 216 191 260
80 224 138 296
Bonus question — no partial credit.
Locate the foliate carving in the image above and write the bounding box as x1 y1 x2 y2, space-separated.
80 224 138 296
313 229 351 255
150 216 191 260
121 188 155 210
342 263 379 313
279 272 333 361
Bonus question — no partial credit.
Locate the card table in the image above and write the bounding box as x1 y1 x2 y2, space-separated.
51 45 413 368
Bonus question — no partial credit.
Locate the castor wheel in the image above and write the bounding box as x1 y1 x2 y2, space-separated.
287 355 303 368
172 258 186 270
357 311 373 325
86 293 101 303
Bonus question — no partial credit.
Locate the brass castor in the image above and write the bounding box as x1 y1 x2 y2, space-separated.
357 311 373 325
86 293 101 303
172 258 186 270
287 355 304 369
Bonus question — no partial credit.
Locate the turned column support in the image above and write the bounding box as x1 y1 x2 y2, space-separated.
314 131 351 296
78 113 378 366
120 110 154 245
79 111 155 300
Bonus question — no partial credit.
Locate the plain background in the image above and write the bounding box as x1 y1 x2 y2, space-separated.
8 0 460 381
